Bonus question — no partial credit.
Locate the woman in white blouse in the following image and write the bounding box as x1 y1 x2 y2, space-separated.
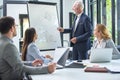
89 24 120 59
22 27 52 64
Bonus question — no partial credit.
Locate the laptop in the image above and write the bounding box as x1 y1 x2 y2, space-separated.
53 47 70 69
90 48 113 63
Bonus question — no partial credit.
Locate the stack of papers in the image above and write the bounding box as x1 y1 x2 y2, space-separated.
106 66 120 73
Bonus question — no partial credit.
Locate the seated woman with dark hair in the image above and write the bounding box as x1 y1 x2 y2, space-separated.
88 24 120 59
22 27 52 64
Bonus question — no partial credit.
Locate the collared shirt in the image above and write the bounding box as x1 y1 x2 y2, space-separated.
1 35 13 43
96 39 103 48
74 12 83 32
26 42 52 64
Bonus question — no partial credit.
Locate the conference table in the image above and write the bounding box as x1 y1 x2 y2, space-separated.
30 59 120 80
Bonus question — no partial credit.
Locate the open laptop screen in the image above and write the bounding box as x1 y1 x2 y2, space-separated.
90 48 113 63
53 47 70 67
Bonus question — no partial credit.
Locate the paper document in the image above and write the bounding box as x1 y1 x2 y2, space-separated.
106 66 120 73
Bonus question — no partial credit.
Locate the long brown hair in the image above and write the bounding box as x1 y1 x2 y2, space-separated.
22 27 36 61
96 24 111 40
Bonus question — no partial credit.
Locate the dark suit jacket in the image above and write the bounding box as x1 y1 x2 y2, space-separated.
63 13 92 59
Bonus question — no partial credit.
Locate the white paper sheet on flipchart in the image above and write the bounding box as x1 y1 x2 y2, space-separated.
53 47 69 63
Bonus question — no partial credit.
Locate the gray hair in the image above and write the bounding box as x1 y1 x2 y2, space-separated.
75 0 84 10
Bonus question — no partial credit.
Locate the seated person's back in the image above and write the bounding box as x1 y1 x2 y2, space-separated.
22 28 52 64
27 42 52 64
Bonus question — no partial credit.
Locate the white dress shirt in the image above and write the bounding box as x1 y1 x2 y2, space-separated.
96 39 103 48
74 13 82 32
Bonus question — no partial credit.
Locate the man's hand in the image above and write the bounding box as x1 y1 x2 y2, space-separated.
48 63 56 73
45 55 53 59
32 59 43 66
57 27 64 32
70 37 77 44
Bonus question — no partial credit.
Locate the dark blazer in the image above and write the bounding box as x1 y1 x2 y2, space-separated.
63 13 92 60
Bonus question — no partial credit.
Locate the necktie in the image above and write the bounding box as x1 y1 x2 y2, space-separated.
72 16 79 37
74 16 79 32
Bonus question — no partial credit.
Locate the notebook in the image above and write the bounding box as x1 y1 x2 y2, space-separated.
53 47 70 69
84 66 108 73
90 48 113 63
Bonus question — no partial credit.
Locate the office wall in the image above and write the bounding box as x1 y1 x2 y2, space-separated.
0 0 3 17
6 4 27 52
0 0 3 5
63 0 76 47
7 0 27 1
0 0 2 40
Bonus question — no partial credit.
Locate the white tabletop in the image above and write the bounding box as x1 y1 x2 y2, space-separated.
30 59 120 80
31 68 120 80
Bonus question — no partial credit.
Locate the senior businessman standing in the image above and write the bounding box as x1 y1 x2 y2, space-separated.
57 0 92 61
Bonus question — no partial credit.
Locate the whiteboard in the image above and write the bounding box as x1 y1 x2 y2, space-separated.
27 2 62 50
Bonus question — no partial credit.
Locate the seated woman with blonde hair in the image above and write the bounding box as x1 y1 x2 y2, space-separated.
89 24 120 59
22 27 53 64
